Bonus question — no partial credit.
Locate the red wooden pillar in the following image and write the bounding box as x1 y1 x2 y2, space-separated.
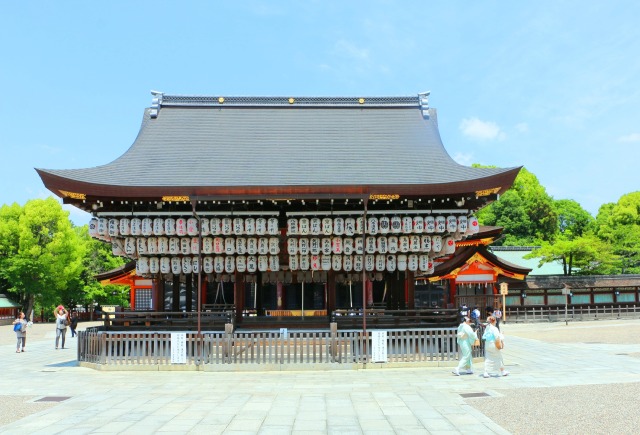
449 278 457 307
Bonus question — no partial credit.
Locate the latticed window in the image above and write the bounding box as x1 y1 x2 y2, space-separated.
135 289 152 310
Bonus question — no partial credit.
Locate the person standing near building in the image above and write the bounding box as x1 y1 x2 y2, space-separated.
54 305 68 349
69 311 79 337
453 316 477 376
482 316 509 377
12 311 28 353
493 307 503 330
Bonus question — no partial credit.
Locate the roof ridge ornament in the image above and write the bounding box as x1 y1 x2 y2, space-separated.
418 91 430 119
150 90 164 118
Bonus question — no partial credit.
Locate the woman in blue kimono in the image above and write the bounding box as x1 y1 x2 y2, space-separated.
453 316 477 375
482 316 509 377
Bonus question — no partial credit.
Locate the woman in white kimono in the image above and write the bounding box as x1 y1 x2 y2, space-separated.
482 316 509 377
453 316 477 375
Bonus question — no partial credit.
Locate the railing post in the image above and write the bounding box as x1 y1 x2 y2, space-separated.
330 322 338 362
224 323 233 364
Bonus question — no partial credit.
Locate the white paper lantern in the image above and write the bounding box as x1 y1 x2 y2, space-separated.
186 217 199 236
124 237 136 256
421 235 432 252
408 254 418 271
333 217 345 235
375 254 386 271
190 237 200 254
367 217 379 235
344 217 356 236
387 236 398 254
309 237 320 255
153 218 164 236
365 237 377 254
343 238 354 255
343 255 353 272
136 257 149 275
164 218 176 236
236 237 247 255
147 237 158 255
169 238 180 255
141 218 153 236
364 254 375 271
244 218 255 235
332 255 342 271
378 216 390 234
269 255 279 272
310 217 322 235
176 218 187 236
192 256 201 273
224 256 235 273
203 256 214 274
410 235 421 252
435 216 446 233
353 255 363 272
210 218 222 235
321 255 332 271
397 254 407 271
457 216 468 234
289 254 299 271
468 216 480 234
247 255 257 273
402 216 413 233
258 255 270 272
171 257 182 274
268 237 280 255
386 254 397 272
322 218 333 235
399 236 410 253
424 216 435 233
444 236 455 255
413 216 424 233
180 238 191 255
354 237 364 254
224 238 235 255
321 237 332 255
236 256 247 273
297 237 308 255
98 218 109 236
419 255 430 272
213 237 224 254
202 237 213 254
89 218 99 238
267 217 279 235
355 217 364 235
136 238 148 255
390 216 402 233
254 217 266 235
221 218 232 235
246 238 257 255
233 217 244 235
213 256 224 274
287 238 298 255
148 256 159 273
446 215 458 233
377 236 388 254
111 240 124 256
257 238 268 255
160 257 171 274
298 255 309 270
199 218 210 236
299 218 309 235
332 237 343 254
108 218 120 237
432 235 443 252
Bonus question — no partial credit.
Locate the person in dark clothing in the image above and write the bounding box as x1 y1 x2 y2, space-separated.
69 311 79 337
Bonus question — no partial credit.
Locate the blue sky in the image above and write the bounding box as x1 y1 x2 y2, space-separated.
2 1 638 226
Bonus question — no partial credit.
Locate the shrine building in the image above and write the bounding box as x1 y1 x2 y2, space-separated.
37 92 522 329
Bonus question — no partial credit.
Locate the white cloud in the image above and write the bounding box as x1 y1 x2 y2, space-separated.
452 152 474 166
459 117 506 141
618 133 640 142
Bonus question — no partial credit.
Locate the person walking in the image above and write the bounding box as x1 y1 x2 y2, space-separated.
482 315 509 378
69 311 79 337
54 305 68 349
12 311 28 353
453 316 477 375
493 307 503 330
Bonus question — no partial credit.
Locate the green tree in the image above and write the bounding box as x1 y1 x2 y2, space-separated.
595 192 640 274
554 199 594 239
0 198 84 318
477 166 557 245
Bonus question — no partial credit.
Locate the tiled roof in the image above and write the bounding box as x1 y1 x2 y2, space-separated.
36 93 519 196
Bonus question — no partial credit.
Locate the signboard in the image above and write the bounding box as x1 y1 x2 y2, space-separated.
499 283 509 296
371 330 388 363
170 333 187 364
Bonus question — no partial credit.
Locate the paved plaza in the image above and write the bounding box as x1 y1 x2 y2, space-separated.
1 318 639 434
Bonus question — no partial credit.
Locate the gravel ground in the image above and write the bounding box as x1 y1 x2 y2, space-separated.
0 396 56 426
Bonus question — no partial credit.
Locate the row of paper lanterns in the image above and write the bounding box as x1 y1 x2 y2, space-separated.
90 215 478 241
135 253 436 276
113 234 455 258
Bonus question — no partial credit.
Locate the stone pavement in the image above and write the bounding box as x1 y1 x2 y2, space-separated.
0 319 639 434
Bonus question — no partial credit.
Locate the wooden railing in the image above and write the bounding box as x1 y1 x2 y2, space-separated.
102 311 234 331
77 326 464 367
331 308 459 329
505 304 640 322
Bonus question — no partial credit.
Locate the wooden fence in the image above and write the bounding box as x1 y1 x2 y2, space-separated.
505 304 640 322
77 326 471 369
